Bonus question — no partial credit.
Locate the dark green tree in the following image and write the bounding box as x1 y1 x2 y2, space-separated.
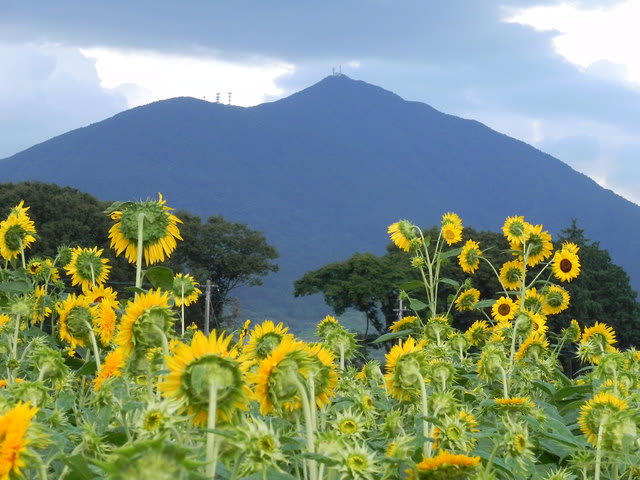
554 220 640 348
166 213 279 327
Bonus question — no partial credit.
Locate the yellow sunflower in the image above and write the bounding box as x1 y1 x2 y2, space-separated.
159 330 249 425
522 224 553 266
502 216 528 244
389 315 419 333
458 240 482 274
106 193 183 265
64 246 111 292
499 260 524 291
115 290 175 356
581 322 617 349
515 333 549 361
465 320 491 346
93 348 127 391
491 296 518 322
384 337 428 401
441 223 463 246
578 392 628 446
84 285 119 305
552 249 581 282
387 220 416 252
31 285 52 325
250 336 313 415
316 314 340 338
242 320 294 364
0 209 37 261
93 297 119 346
171 273 202 307
454 288 480 311
408 451 480 480
442 212 463 227
0 402 40 480
494 397 535 410
56 294 97 349
305 342 339 409
542 285 570 315
523 287 545 314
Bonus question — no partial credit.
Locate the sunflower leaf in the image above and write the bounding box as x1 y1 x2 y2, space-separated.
408 297 428 311
439 277 459 289
439 247 462 260
473 299 496 309
372 329 413 343
144 266 175 290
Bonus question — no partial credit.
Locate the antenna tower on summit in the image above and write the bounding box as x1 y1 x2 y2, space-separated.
215 92 220 103
332 65 343 76
228 92 232 105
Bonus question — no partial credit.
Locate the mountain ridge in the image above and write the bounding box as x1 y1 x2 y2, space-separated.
2 74 638 327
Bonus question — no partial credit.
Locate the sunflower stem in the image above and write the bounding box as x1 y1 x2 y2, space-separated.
499 365 509 398
89 262 96 288
20 243 26 270
294 377 318 480
206 379 219 480
135 212 146 290
594 415 606 480
84 321 101 370
150 324 170 357
338 343 345 371
416 371 432 458
180 284 185 336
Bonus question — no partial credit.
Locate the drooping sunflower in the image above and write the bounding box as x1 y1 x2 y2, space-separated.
250 336 314 415
387 220 417 252
0 206 37 261
93 348 127 391
454 288 480 311
502 215 528 244
106 193 183 265
389 315 419 333
552 249 581 282
581 322 617 350
64 246 111 292
499 260 524 291
514 309 548 337
159 330 249 425
522 224 553 266
494 396 535 410
522 287 545 314
578 392 628 446
305 342 339 408
408 451 481 480
316 315 340 338
31 285 52 325
441 212 463 227
115 290 175 356
491 296 518 323
242 320 294 365
57 294 98 349
458 240 482 274
0 402 40 480
465 320 491 346
171 273 202 307
384 337 428 401
542 284 570 315
515 333 549 361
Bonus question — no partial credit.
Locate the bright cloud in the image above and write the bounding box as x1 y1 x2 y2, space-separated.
80 47 296 108
504 1 640 87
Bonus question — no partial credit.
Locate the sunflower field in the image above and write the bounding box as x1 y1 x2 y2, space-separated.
0 195 638 480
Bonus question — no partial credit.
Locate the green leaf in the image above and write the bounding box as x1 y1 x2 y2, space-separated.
372 329 413 344
0 281 31 294
62 455 96 480
144 266 175 290
474 299 496 309
439 247 462 260
408 298 428 311
553 384 592 402
439 278 460 289
399 280 425 291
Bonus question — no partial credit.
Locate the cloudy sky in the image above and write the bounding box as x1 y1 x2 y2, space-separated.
2 0 639 204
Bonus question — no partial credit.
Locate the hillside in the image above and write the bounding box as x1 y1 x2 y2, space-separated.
2 74 639 330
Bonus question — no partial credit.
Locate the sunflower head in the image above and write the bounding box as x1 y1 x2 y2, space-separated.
578 392 633 448
408 451 481 480
499 260 524 291
552 249 581 282
64 246 111 292
171 273 202 307
454 288 480 312
106 193 183 266
542 284 571 315
458 239 482 274
384 337 429 401
441 223 463 246
387 220 417 252
491 296 518 323
0 209 37 261
0 401 44 480
465 320 491 347
242 320 294 365
57 294 97 349
502 216 528 244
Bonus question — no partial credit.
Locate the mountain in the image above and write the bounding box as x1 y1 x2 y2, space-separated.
2 74 639 331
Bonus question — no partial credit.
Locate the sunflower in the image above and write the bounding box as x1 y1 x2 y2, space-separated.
502 216 528 244
171 273 202 307
242 320 294 365
159 330 249 425
250 337 314 415
0 402 40 480
581 322 617 351
441 212 462 227
578 392 628 446
106 193 183 265
521 224 553 266
515 333 548 361
115 290 175 356
384 337 428 401
26 259 43 276
441 223 463 246
64 246 111 292
408 451 480 480
93 297 119 346
57 294 97 349
465 320 491 346
93 348 127 391
454 288 480 311
494 397 535 410
389 315 419 333
0 210 37 261
84 285 119 305
499 260 524 290
514 309 548 337
458 240 482 274
552 249 581 282
542 285 570 315
491 296 518 322
31 285 52 325
522 287 545 314
387 220 416 252
316 315 340 338
305 342 339 408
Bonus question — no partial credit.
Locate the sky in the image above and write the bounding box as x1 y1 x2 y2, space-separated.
1 0 639 204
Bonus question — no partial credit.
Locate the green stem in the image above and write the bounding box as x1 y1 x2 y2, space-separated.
294 377 317 480
338 343 345 371
84 321 101 370
150 324 170 357
89 262 96 288
20 243 26 270
135 212 146 290
417 372 431 458
594 416 606 480
499 366 509 398
180 284 185 336
206 380 219 480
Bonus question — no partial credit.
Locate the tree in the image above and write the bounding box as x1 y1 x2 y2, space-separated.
554 220 640 348
166 213 279 327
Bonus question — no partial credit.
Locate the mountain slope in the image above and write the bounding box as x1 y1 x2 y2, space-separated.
2 75 638 329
